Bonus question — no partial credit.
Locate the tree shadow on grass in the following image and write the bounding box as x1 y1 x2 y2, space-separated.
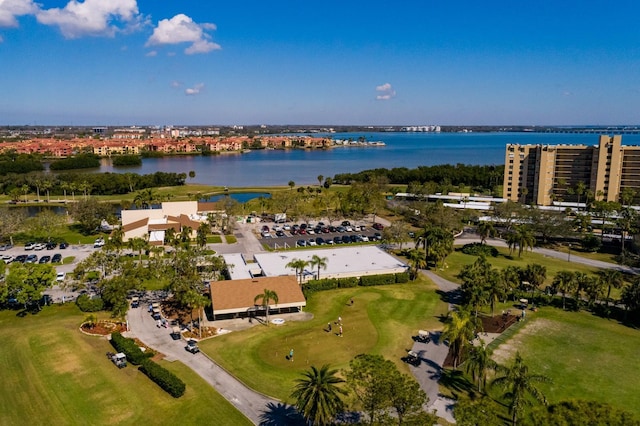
436 288 464 306
438 369 474 396
259 402 305 426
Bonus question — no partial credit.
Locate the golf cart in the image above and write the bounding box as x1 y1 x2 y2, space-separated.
131 297 139 308
185 339 200 354
170 326 182 340
404 350 421 367
109 352 127 368
415 329 431 343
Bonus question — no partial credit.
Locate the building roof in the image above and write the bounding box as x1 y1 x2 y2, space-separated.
210 275 305 315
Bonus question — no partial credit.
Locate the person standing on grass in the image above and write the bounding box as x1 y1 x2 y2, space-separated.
339 325 343 337
289 348 294 361
327 322 332 332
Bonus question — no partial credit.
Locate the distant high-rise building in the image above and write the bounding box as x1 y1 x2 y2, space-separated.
503 135 640 206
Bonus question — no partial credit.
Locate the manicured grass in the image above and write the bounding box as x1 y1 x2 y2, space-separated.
207 235 223 244
62 256 76 264
200 278 449 401
487 307 640 417
435 246 602 286
0 305 251 426
223 234 237 244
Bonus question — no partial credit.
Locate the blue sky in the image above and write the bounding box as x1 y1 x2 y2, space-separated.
1 0 639 126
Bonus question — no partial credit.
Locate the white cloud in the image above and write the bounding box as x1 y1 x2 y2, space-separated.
170 80 182 88
145 50 157 57
146 14 220 55
0 0 39 27
185 83 204 95
375 82 396 100
36 0 143 38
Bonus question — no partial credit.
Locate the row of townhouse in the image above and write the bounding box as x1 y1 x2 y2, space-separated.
0 135 331 157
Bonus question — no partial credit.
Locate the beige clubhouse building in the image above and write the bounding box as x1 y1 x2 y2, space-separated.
503 135 640 206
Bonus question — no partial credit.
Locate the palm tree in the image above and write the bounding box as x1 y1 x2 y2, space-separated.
522 263 546 300
477 222 496 245
196 222 210 248
513 225 535 257
552 270 576 310
493 352 550 425
464 340 496 392
254 288 278 324
597 269 624 307
441 307 480 369
290 364 347 426
406 248 426 280
309 255 328 280
286 258 309 284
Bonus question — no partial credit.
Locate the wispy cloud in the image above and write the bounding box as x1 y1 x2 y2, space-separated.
35 0 145 38
0 0 39 27
185 83 204 96
375 82 396 100
146 14 220 55
170 80 182 88
145 50 157 57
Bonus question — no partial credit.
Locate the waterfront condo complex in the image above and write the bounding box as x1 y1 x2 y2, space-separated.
503 135 640 206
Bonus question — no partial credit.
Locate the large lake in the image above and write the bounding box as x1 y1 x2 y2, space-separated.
93 132 640 187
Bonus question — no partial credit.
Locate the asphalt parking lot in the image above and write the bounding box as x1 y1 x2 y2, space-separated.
258 224 383 250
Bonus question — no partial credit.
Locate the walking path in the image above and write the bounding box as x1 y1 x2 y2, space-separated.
126 306 285 425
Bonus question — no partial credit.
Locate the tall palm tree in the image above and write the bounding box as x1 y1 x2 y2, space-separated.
464 340 496 392
597 269 624 307
406 248 426 280
286 258 309 284
513 225 535 257
441 307 480 369
309 255 328 280
290 364 347 426
477 222 496 245
254 288 278 324
493 352 550 426
522 263 546 299
552 270 576 310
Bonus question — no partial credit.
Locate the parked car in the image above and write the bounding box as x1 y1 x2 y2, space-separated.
349 235 358 243
283 224 291 231
328 225 336 232
337 226 346 233
38 255 51 264
26 254 38 263
307 239 317 246
341 235 351 244
333 236 343 244
307 229 315 235
341 220 351 226
46 242 57 250
24 242 36 250
14 255 27 263
275 230 285 237
34 243 46 251
0 243 13 251
372 223 384 230
315 237 325 245
296 239 307 247
52 253 62 263
360 235 369 242
2 255 13 263
261 225 270 232
94 238 105 248
56 272 66 282
374 232 382 240
345 226 353 232
59 242 69 249
261 231 271 238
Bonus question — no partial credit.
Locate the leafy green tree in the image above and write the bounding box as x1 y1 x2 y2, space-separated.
0 207 26 245
406 248 426 280
524 399 640 426
253 288 278 324
492 352 550 426
345 354 394 425
455 397 501 426
70 198 112 235
290 364 347 426
196 222 210 248
414 225 454 269
441 307 480 369
464 340 496 392
101 275 138 317
5 263 56 309
521 263 547 299
309 255 328 280
25 210 66 242
581 233 602 252
387 371 432 425
621 277 640 315
617 207 637 258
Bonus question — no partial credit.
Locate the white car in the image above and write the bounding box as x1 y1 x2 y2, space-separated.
360 235 369 242
94 238 105 248
34 243 46 251
56 272 66 282
307 239 317 246
24 242 36 250
307 229 315 235
345 226 353 232
283 224 291 231
2 255 13 263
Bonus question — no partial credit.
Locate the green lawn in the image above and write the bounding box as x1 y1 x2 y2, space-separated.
487 307 640 417
0 305 251 426
200 278 449 401
436 246 602 286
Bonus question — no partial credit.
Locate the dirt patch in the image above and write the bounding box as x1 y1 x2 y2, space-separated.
491 318 552 364
80 321 127 336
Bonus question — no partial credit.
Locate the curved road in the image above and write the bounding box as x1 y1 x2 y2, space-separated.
126 306 282 425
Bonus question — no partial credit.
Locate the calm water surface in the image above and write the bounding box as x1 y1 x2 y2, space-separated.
95 132 640 187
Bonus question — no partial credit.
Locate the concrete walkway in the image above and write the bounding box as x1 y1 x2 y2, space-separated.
126 306 289 425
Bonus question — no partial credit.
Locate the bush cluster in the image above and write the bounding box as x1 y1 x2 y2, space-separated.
75 294 104 312
461 242 499 257
302 273 409 297
110 332 152 365
111 155 142 166
139 359 186 398
50 153 100 170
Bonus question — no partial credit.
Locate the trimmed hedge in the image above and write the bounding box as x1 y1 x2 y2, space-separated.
76 294 104 312
139 359 186 398
110 332 152 365
461 242 499 257
302 272 411 297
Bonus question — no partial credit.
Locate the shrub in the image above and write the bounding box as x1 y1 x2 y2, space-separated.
395 272 410 283
360 274 396 286
139 359 186 398
301 277 358 298
76 294 105 312
110 332 152 365
461 242 499 257
111 155 142 166
581 233 602 253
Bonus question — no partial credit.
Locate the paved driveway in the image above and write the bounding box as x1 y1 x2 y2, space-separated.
126 306 292 425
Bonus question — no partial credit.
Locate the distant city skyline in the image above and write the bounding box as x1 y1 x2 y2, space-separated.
1 1 640 126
